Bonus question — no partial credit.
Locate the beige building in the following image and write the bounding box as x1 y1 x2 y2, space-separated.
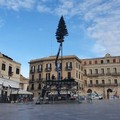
0 53 21 81
0 53 21 102
20 75 29 91
29 53 120 99
29 55 84 97
82 53 120 99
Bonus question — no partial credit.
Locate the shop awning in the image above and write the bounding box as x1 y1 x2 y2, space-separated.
11 89 33 95
0 77 19 88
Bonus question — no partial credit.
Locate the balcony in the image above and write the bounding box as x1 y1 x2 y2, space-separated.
36 78 43 83
65 66 72 71
37 69 43 73
55 67 61 71
87 74 99 77
29 79 34 83
8 71 13 76
87 83 118 87
30 70 35 74
111 72 120 76
45 68 52 72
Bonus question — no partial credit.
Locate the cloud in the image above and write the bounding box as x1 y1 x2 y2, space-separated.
0 0 35 11
40 0 120 56
0 0 120 56
0 18 4 28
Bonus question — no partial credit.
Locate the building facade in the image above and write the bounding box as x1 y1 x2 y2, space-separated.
29 53 120 99
0 53 21 102
29 55 84 97
82 53 120 99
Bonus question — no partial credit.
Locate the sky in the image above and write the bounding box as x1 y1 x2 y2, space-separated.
0 0 120 78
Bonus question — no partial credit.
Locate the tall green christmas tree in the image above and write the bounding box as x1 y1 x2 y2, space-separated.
56 16 68 43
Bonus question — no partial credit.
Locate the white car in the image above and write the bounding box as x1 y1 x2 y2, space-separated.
91 93 103 100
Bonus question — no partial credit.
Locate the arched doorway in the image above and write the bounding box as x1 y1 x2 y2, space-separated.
107 89 112 99
87 89 92 93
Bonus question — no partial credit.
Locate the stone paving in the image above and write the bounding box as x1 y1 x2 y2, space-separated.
0 100 120 120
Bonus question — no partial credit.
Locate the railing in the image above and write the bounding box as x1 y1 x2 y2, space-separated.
65 67 72 71
86 74 99 77
84 72 120 77
87 83 119 87
45 68 52 72
30 70 35 74
37 69 43 73
111 72 120 76
8 71 13 76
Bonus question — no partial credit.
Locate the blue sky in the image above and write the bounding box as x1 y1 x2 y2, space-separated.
0 0 120 78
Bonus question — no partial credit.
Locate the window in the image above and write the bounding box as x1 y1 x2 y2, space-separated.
95 69 98 74
76 71 78 78
90 80 93 85
8 66 12 76
38 84 41 90
95 60 97 64
108 79 111 84
58 63 62 69
79 72 80 79
89 61 92 64
114 79 118 84
85 80 87 86
38 64 42 72
31 66 35 73
46 63 51 70
107 59 110 63
2 63 6 71
102 80 105 84
32 75 34 81
31 84 34 90
16 68 20 74
79 65 80 69
39 74 41 80
113 68 117 73
89 69 92 74
107 68 110 73
101 60 103 64
84 61 86 65
84 70 87 75
76 62 78 68
66 62 72 69
101 68 104 74
113 59 116 63
46 73 50 80
68 72 71 79
96 80 98 84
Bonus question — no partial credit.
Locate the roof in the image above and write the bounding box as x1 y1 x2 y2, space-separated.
29 55 81 64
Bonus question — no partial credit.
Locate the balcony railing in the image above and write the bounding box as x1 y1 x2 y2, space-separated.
29 79 34 83
87 83 119 87
45 68 52 72
37 69 43 73
86 74 99 77
30 70 35 74
8 71 13 76
65 66 72 71
84 72 120 77
111 72 120 76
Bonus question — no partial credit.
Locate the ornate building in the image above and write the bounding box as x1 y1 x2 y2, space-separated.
29 53 120 99
29 55 84 97
0 53 21 102
82 53 120 99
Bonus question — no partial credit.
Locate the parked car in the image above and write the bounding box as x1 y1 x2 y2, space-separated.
91 93 103 100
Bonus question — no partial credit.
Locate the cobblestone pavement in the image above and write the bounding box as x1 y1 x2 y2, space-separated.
0 100 120 120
